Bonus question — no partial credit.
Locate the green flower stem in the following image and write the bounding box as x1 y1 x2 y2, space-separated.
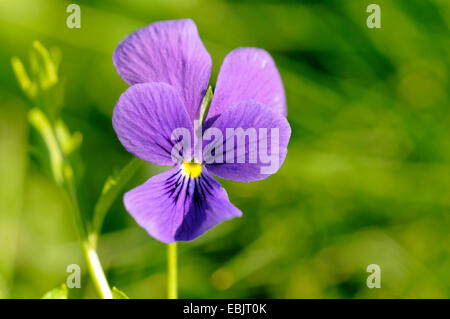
82 238 112 299
28 108 63 184
29 107 112 299
92 157 143 235
167 243 178 299
164 86 212 300
65 170 112 299
64 167 86 240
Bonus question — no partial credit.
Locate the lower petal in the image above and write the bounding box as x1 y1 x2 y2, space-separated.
123 166 242 243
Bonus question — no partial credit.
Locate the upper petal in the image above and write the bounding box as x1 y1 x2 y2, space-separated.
207 47 286 120
124 166 242 243
112 82 193 165
113 19 212 121
203 100 291 182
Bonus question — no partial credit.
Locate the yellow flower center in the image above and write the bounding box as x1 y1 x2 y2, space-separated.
181 161 202 178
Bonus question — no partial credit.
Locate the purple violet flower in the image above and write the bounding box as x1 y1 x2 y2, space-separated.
112 19 291 243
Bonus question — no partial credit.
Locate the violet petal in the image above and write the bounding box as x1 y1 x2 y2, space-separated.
112 82 193 165
207 47 286 120
124 166 242 243
113 19 212 121
204 99 291 182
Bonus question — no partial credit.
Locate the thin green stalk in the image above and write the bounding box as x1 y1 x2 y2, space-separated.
65 170 112 299
167 243 178 299
64 167 86 241
82 238 112 299
14 44 113 299
92 157 143 235
29 108 112 299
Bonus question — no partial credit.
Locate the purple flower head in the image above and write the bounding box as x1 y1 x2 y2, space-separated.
112 19 291 243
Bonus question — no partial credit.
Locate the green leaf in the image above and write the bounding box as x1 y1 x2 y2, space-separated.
112 287 129 299
41 283 68 299
92 157 143 234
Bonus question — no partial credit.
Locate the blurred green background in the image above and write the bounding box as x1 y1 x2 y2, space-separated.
0 0 449 298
